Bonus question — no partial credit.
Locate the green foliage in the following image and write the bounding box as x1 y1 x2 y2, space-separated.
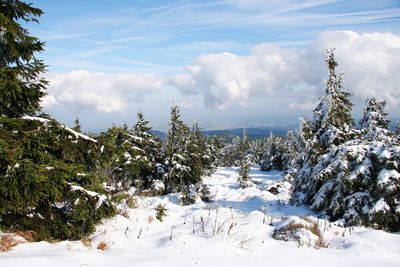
0 117 115 240
0 0 48 117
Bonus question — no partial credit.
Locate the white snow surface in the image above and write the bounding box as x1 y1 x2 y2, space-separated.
1 167 399 267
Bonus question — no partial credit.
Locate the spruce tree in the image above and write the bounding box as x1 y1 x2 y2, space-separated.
72 117 82 132
0 0 48 117
164 105 192 193
359 97 392 142
311 48 354 152
291 51 400 231
238 153 254 188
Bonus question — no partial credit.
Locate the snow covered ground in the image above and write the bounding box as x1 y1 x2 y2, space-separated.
1 167 399 267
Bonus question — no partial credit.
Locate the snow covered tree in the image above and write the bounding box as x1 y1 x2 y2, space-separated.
359 98 392 142
220 130 252 167
164 105 192 193
291 50 400 231
97 112 162 192
260 134 289 171
0 116 115 240
238 153 254 188
0 0 48 117
309 49 355 153
128 112 162 190
0 1 116 240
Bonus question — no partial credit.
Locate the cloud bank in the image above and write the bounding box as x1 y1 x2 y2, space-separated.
182 30 400 110
43 31 400 114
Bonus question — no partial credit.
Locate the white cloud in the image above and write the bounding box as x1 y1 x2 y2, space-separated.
178 30 400 111
42 31 400 117
44 71 165 113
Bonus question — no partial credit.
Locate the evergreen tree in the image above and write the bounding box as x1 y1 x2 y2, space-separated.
291 51 400 231
238 153 254 188
0 0 48 117
72 117 82 132
164 105 192 193
129 111 162 190
310 49 355 152
260 134 289 171
0 116 115 240
359 97 392 142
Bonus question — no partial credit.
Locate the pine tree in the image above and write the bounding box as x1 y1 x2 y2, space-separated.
0 0 48 117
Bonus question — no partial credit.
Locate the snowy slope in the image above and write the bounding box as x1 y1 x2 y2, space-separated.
1 167 399 267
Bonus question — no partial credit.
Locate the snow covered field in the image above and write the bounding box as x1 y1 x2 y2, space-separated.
1 167 399 267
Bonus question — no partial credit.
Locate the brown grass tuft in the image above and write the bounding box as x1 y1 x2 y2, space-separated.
81 238 92 248
0 235 22 252
147 215 154 224
16 231 36 242
97 241 109 251
126 196 138 209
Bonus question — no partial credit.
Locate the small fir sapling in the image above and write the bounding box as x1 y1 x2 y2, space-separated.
155 204 168 222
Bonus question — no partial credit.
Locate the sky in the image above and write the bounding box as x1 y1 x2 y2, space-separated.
28 0 400 131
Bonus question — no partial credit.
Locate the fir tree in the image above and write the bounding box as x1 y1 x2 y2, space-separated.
0 0 48 117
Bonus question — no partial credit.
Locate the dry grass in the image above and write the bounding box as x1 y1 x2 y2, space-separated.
126 196 138 209
15 231 35 242
0 234 22 252
273 217 329 249
147 215 154 224
81 238 92 248
97 241 109 251
139 189 163 197
116 208 130 219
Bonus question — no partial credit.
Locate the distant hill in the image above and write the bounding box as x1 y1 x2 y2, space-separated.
148 125 295 142
201 125 297 143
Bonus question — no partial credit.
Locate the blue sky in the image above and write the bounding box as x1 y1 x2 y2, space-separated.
29 0 400 131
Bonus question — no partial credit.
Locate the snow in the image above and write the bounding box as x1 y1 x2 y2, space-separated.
370 198 390 213
377 169 400 185
1 167 400 267
63 126 97 143
21 115 97 143
69 185 99 197
21 115 50 123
